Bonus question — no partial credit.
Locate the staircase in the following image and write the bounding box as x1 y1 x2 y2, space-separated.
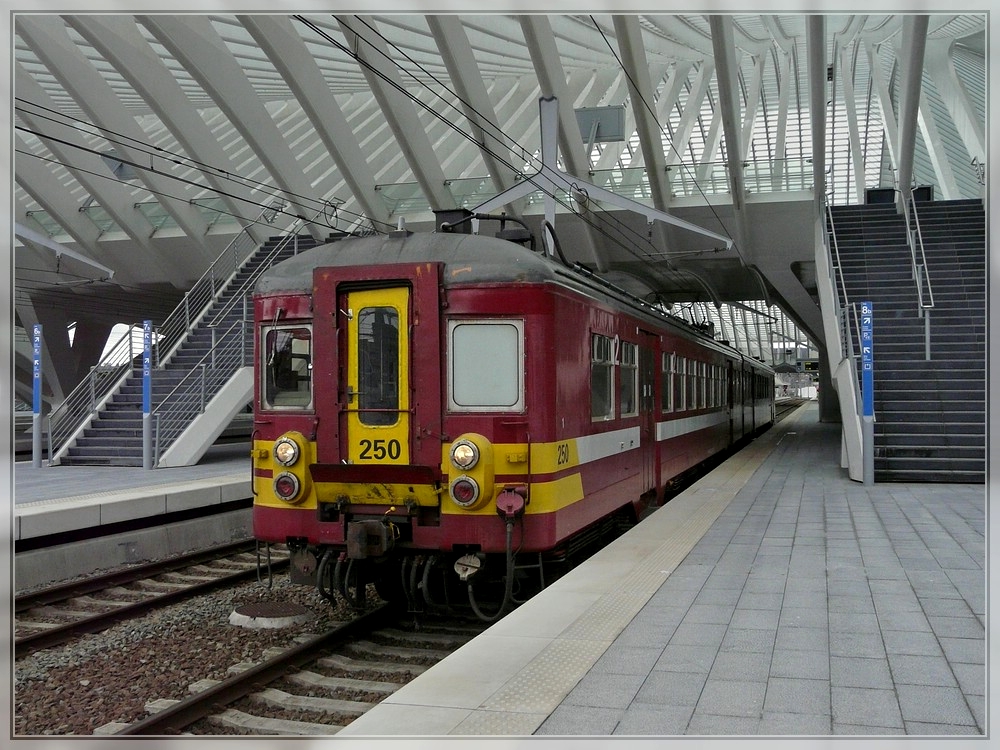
829 199 985 482
54 232 327 466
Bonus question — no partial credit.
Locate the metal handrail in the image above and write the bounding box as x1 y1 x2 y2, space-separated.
46 202 285 463
153 200 285 368
824 201 854 361
902 193 934 360
47 325 140 463
904 194 935 311
151 316 250 464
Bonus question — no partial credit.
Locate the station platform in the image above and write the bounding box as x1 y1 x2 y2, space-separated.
339 402 987 737
13 442 253 590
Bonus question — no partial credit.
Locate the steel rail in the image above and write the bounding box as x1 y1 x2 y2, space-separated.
15 545 289 657
115 603 398 736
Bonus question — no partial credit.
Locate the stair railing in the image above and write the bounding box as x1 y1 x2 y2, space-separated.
824 202 854 360
46 325 142 463
44 202 286 465
151 314 250 465
902 193 935 360
150 202 337 465
153 200 287 369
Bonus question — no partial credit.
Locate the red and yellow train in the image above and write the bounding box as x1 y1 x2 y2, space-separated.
252 217 774 619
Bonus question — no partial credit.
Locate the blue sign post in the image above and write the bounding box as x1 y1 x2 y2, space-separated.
860 302 874 485
32 324 43 468
143 321 153 469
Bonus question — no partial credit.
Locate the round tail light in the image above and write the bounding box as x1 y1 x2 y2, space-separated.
273 472 301 503
449 476 480 508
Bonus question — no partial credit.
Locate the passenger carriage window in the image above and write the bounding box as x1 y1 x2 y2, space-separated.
674 356 686 411
661 352 673 413
263 325 312 409
620 342 638 417
591 333 614 420
448 319 524 412
358 306 399 426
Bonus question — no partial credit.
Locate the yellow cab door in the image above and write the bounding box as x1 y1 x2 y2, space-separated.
344 287 410 464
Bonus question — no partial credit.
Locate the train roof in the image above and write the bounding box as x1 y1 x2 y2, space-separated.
254 230 559 295
255 229 773 372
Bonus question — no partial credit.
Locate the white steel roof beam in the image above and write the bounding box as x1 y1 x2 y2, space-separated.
65 15 268 245
238 15 390 228
894 16 928 205
15 65 185 287
866 39 900 176
426 15 521 199
809 17 830 203
335 15 455 212
14 148 135 285
837 44 868 203
924 37 984 165
17 17 212 252
614 14 671 209
139 15 328 242
667 60 714 173
916 87 960 199
517 15 590 180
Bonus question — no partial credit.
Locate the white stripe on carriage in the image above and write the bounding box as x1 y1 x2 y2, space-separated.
574 426 642 465
656 410 729 441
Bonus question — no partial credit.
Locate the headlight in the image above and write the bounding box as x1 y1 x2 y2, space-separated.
273 472 301 502
450 439 479 470
274 436 300 466
449 476 480 507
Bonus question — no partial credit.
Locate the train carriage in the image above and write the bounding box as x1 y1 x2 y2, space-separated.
252 220 774 619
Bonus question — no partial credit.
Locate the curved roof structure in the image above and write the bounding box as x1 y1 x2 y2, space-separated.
11 10 988 404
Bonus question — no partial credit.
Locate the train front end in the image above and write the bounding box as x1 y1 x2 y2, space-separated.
251 237 541 617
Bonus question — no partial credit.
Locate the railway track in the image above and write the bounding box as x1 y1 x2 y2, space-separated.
15 540 289 657
111 605 485 736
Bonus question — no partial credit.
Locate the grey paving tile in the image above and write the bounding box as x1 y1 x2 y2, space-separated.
828 611 880 633
763 677 830 715
876 609 933 633
951 662 985 696
683 603 735 625
729 608 780 630
535 705 622 735
829 630 887 659
769 648 830 680
613 704 693 735
653 644 717 674
736 591 783 611
719 627 775 654
562 672 645 709
686 713 761 734
707 650 771 682
831 687 903 730
918 596 972 617
669 622 727 647
903 721 982 735
758 712 832 735
896 684 976 726
833 723 904 735
830 656 894 689
938 637 984 665
693 587 742 606
827 594 875 614
887 653 958 688
882 629 944 657
695 678 765 718
590 644 662 676
635 670 707 706
927 615 985 639
778 606 828 629
774 625 828 651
